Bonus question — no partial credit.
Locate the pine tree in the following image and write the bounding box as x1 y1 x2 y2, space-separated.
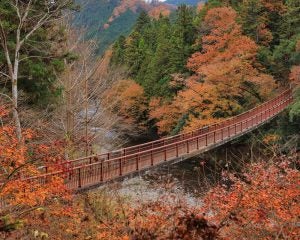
111 35 126 64
280 0 300 39
134 11 151 33
239 0 271 45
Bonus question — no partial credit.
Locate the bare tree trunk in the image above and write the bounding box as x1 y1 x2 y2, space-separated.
1 0 74 141
0 22 22 141
12 37 22 141
12 78 22 141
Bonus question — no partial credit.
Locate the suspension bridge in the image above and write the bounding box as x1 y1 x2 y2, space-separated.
27 88 293 190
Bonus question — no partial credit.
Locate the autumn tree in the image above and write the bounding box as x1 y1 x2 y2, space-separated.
150 7 275 134
202 156 300 239
0 109 71 236
0 0 75 141
103 79 148 135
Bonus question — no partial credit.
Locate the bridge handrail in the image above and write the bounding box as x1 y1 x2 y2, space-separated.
22 90 292 182
41 88 291 168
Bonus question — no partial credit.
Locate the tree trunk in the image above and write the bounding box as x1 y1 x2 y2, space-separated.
12 42 22 141
12 31 22 142
12 76 22 141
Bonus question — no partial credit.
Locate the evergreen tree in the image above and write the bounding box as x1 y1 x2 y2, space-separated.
111 35 126 65
239 0 266 44
134 11 151 33
280 0 300 39
169 5 197 73
125 32 145 76
0 0 75 104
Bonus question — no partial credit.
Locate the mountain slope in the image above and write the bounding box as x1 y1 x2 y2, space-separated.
165 0 200 5
73 0 202 55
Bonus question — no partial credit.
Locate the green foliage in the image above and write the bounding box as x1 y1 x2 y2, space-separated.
239 0 264 43
0 0 74 105
289 88 300 123
112 6 198 98
73 0 139 56
0 216 23 232
110 0 299 138
237 0 300 84
280 0 300 39
271 35 300 82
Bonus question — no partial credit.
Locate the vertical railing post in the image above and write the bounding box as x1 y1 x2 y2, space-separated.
78 168 81 189
187 140 189 153
164 147 167 161
136 154 139 171
234 124 237 135
100 160 103 182
221 128 223 140
196 137 199 150
176 143 179 157
119 158 122 176
213 131 216 143
151 150 154 166
228 126 230 137
205 134 208 146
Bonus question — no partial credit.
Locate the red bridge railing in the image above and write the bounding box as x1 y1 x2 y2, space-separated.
25 88 293 190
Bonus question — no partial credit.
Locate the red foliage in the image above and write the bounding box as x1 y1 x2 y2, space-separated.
202 157 300 239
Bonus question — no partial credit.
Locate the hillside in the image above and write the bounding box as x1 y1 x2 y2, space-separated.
0 0 299 239
73 0 203 55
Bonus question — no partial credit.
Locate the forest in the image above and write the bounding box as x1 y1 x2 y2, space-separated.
0 0 299 239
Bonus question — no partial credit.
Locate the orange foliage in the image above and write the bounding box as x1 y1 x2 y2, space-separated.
107 0 151 24
187 7 274 96
149 97 182 134
260 0 286 13
148 5 172 19
105 0 173 28
0 125 69 205
150 7 275 134
93 194 218 240
197 2 205 12
202 158 300 239
0 111 70 225
104 79 147 129
262 133 280 144
290 65 300 84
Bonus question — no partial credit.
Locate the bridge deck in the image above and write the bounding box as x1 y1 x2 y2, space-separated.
26 89 293 190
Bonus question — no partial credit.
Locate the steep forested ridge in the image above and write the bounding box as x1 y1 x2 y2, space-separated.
73 0 203 55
